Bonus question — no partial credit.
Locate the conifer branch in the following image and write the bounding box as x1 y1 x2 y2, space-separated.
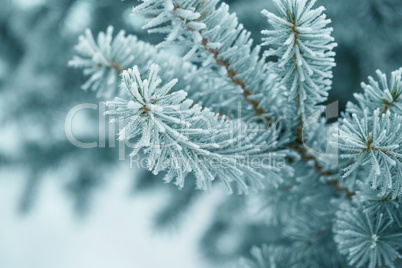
347 68 402 117
133 0 283 122
261 0 348 197
106 64 287 193
69 26 251 116
262 0 337 123
171 2 268 123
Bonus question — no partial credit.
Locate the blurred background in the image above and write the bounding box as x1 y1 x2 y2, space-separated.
0 0 401 267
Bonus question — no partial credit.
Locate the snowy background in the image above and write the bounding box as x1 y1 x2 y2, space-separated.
0 164 224 268
1 0 401 267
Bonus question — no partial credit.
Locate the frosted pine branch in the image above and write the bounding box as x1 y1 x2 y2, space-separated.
347 68 402 117
133 0 284 121
68 26 137 98
335 109 402 198
69 27 254 116
106 64 288 193
334 202 402 268
261 0 336 125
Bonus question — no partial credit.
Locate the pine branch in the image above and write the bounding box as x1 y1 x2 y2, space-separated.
106 64 287 193
70 3 352 198
335 109 402 198
68 27 137 98
69 27 250 117
262 0 337 124
171 2 268 123
347 68 402 117
133 1 353 201
133 0 283 122
334 202 402 268
261 0 350 198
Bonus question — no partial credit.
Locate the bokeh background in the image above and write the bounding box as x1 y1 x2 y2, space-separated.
1 0 401 267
